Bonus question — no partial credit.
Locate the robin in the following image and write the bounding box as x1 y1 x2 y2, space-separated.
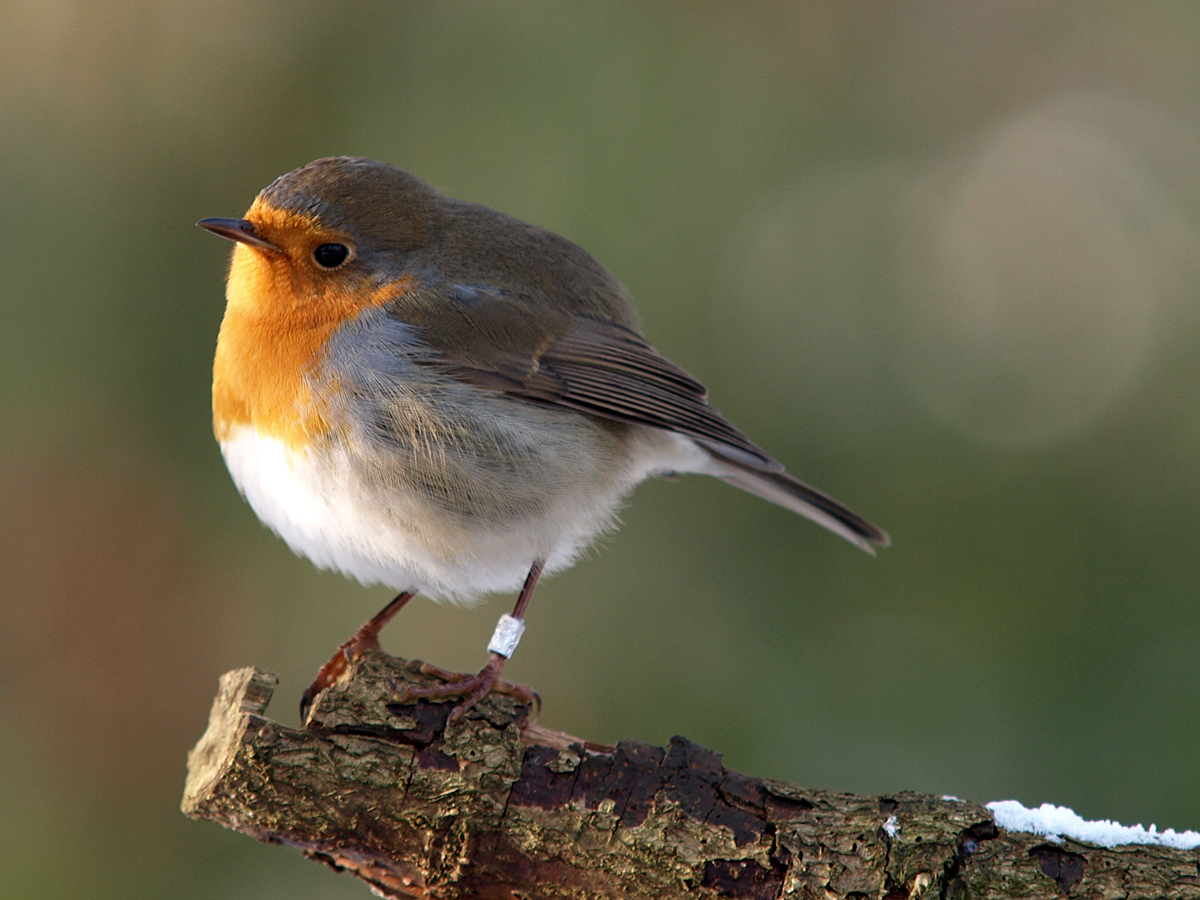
199 157 888 722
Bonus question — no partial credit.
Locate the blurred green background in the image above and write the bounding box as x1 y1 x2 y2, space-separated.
4 2 1200 897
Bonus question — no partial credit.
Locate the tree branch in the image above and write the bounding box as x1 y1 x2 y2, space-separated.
182 652 1200 899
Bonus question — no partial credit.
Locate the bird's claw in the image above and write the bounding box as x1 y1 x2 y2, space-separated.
394 655 539 721
300 634 379 723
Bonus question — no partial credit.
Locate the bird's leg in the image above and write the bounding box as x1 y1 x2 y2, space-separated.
300 590 415 722
400 560 544 721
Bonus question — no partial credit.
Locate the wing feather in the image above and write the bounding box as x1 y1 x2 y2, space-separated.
384 289 887 550
427 311 782 471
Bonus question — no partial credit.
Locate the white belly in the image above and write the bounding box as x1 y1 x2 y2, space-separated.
220 420 708 604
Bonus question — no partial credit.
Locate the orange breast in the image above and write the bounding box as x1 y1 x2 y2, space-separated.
212 202 415 448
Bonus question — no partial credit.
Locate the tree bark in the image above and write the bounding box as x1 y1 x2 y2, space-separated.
182 652 1200 899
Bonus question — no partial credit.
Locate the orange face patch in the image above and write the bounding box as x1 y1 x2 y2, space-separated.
212 199 415 447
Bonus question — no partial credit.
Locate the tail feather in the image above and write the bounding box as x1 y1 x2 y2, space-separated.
708 455 889 554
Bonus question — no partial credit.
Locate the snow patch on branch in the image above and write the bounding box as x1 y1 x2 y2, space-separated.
988 800 1200 850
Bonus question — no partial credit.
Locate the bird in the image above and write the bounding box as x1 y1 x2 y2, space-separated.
199 156 888 722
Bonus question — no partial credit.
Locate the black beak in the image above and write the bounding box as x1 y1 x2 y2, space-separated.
197 217 279 252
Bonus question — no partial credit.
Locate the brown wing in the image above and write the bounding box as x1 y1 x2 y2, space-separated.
521 318 782 472
386 288 888 550
393 287 782 472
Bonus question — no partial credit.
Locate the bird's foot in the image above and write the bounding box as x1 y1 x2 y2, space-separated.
300 631 381 723
300 592 415 723
397 653 539 722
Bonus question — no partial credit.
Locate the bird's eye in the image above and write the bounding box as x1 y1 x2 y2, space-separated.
313 243 350 268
